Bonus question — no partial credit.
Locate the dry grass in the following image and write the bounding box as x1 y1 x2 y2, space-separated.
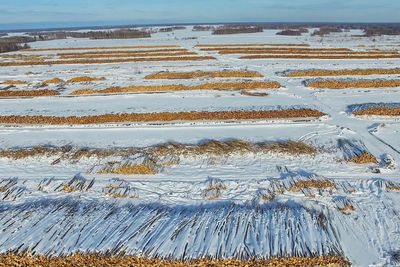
57 48 188 56
98 164 156 175
347 153 379 164
70 82 280 95
219 50 399 55
0 253 351 267
195 43 311 47
338 205 356 212
289 180 336 192
148 140 316 157
21 45 180 52
386 182 400 191
286 68 400 77
2 80 27 85
353 107 400 116
240 55 400 59
0 56 216 66
59 52 198 59
0 109 325 125
201 47 352 52
43 78 63 84
0 54 50 62
0 89 60 98
144 71 263 79
261 194 276 201
67 76 106 83
0 146 64 159
104 192 137 198
306 80 400 89
62 184 79 193
0 140 316 163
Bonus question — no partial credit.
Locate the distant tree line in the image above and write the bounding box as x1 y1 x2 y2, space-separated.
276 28 308 36
212 25 263 35
311 26 342 36
192 26 216 31
29 29 151 40
0 36 33 53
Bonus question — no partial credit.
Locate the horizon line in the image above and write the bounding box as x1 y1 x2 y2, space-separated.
1 21 400 33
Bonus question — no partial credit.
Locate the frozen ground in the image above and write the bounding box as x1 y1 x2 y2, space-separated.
1 26 400 266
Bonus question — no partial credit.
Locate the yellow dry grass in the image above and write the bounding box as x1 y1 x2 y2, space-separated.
386 184 400 191
306 80 400 89
62 184 78 193
347 153 379 164
144 71 263 79
201 47 352 52
57 48 188 56
2 80 27 85
0 89 60 98
103 192 137 198
163 161 178 166
289 180 336 192
339 205 356 212
43 78 63 84
21 45 180 52
98 164 155 175
70 82 280 95
0 109 325 125
261 194 276 201
0 56 216 66
0 140 316 163
240 55 400 59
195 43 311 47
59 52 198 59
0 253 351 267
285 68 400 77
353 107 400 116
67 76 106 83
218 50 398 55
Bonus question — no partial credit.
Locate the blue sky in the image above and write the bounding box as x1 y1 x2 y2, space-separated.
1 0 399 30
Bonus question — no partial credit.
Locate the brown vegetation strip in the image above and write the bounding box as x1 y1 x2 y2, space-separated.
347 153 379 164
0 89 59 98
21 45 180 52
286 68 400 77
289 180 336 191
57 48 188 56
0 109 325 125
98 164 156 175
144 71 263 79
195 43 310 47
2 80 27 85
306 80 400 89
0 254 350 267
67 76 106 82
70 82 280 95
219 50 399 55
240 55 400 59
0 56 216 66
43 78 62 84
200 47 352 52
0 140 316 161
59 52 198 59
353 107 400 116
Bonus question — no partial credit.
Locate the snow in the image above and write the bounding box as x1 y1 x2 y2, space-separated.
1 26 400 266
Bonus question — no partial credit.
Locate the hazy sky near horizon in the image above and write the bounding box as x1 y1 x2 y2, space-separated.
1 0 399 29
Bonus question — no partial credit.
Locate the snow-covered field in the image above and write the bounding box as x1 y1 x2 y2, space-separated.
1 26 400 266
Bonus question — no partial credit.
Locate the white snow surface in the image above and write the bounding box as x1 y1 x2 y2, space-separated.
1 27 400 266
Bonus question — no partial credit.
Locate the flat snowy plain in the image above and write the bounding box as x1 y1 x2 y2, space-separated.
1 27 400 266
